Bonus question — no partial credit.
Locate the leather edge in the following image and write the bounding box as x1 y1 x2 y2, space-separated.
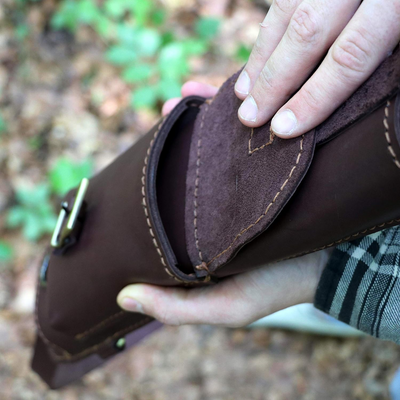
147 96 206 284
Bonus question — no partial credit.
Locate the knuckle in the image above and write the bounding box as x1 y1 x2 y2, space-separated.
298 85 321 114
331 29 372 77
258 66 275 92
251 38 267 62
273 0 298 16
288 4 321 46
155 308 181 326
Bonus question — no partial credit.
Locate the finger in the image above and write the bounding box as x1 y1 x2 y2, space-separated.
238 0 361 127
271 0 400 138
235 0 303 99
117 280 257 327
116 252 325 327
161 82 219 116
162 97 181 116
181 81 219 98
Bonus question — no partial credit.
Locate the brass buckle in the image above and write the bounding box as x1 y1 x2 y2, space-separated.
51 178 89 248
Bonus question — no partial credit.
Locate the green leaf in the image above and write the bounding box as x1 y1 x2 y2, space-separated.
116 24 138 45
16 24 29 41
158 43 189 80
158 78 181 101
77 0 100 24
51 0 80 31
130 0 153 26
181 39 208 56
117 26 161 57
106 46 137 65
42 214 58 232
161 31 175 46
0 113 6 135
104 0 127 18
151 10 166 26
122 64 153 83
0 241 13 262
7 183 57 241
95 15 115 39
135 28 161 57
23 213 43 241
236 44 251 62
15 184 50 206
131 86 157 109
195 17 220 41
49 158 93 196
6 207 26 228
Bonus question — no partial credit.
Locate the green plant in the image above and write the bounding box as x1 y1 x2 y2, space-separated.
0 241 13 263
236 43 251 62
6 184 57 241
49 157 93 196
0 113 6 135
51 0 220 109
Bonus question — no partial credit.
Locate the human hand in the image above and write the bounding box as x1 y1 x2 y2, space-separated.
117 248 329 327
119 77 330 326
235 0 400 138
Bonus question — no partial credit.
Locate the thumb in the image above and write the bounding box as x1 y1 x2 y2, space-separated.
116 280 256 327
117 283 216 326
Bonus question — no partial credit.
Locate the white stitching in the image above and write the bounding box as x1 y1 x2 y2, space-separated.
248 127 275 155
142 118 185 283
193 103 209 262
205 136 305 267
384 100 400 169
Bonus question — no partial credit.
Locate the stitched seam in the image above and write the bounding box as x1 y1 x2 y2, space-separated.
75 310 125 340
384 100 400 169
34 105 209 360
248 127 275 155
281 218 400 261
193 103 210 262
47 317 152 362
205 136 305 268
34 118 174 358
142 117 185 283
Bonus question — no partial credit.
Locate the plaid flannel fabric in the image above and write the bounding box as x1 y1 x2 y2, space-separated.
314 226 400 344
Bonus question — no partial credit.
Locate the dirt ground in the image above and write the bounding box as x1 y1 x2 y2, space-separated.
1 0 400 399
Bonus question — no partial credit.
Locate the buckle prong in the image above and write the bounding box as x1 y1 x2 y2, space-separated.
51 178 89 248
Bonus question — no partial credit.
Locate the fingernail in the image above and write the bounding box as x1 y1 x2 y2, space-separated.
239 95 258 122
120 297 144 313
271 110 297 136
235 70 250 95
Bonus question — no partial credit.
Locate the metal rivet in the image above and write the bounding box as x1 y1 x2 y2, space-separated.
114 337 126 350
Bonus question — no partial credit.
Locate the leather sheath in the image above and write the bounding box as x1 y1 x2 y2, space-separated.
32 47 400 389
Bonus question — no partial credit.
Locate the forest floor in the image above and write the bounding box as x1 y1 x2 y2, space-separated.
0 0 399 399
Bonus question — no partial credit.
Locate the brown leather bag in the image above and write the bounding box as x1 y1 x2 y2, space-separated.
32 47 400 389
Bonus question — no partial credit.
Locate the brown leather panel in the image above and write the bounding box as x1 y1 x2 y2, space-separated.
35 98 199 360
185 73 316 270
217 97 400 277
32 53 400 387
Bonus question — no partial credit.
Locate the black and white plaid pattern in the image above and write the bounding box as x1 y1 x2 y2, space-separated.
314 226 400 344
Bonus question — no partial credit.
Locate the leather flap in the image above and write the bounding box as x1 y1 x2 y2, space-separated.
184 47 400 273
185 73 316 271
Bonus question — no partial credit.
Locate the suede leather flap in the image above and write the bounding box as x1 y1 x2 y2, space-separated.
185 72 316 271
185 47 400 273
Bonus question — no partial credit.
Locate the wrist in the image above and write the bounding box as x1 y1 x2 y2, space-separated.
300 248 332 304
